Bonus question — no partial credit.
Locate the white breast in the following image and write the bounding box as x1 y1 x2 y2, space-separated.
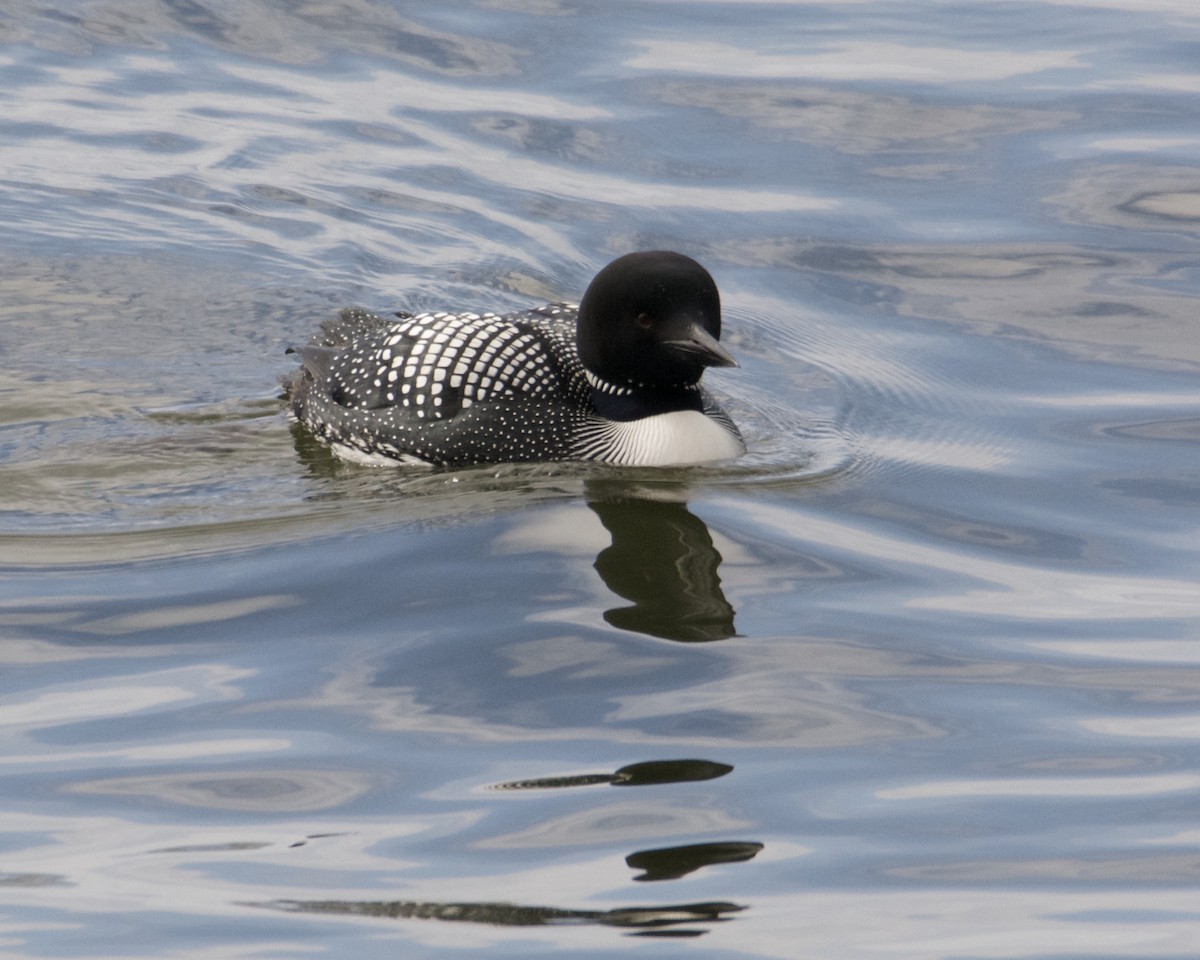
583 410 746 466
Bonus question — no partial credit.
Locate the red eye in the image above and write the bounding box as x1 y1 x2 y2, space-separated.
636 313 652 329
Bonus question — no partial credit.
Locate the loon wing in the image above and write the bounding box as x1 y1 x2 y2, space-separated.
288 305 590 466
319 308 584 420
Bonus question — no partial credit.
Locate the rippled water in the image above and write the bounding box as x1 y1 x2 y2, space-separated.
4 2 1200 957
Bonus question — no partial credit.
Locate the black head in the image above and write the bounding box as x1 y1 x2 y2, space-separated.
577 251 737 388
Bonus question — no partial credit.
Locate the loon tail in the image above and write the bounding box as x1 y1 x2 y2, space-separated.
286 344 337 382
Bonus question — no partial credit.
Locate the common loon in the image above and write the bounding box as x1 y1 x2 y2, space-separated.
284 251 745 467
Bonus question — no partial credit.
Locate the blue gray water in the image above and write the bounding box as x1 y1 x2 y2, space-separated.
3 2 1200 957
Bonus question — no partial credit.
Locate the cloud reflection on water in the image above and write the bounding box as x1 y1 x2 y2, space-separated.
878 771 1200 801
67 768 373 812
734 500 1200 622
628 40 1084 83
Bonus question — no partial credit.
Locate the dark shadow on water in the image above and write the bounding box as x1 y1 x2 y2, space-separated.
287 415 344 475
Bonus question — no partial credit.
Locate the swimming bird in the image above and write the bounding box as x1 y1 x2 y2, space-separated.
285 251 744 467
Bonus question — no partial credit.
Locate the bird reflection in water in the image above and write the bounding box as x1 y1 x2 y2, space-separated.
263 896 743 935
626 840 764 882
489 757 733 791
587 483 737 642
263 486 748 935
260 758 759 937
484 758 762 924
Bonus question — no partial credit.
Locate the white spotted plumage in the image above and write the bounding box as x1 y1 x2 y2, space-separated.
285 252 745 467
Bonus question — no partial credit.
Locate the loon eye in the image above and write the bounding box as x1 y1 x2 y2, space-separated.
636 312 653 329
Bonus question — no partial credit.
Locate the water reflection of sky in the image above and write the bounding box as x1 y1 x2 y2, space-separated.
629 40 1085 81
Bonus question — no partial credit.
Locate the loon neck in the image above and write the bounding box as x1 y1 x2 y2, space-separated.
586 370 704 422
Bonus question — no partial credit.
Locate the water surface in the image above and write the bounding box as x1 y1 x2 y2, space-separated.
3 2 1200 957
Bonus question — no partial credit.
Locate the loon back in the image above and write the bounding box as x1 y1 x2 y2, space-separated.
288 305 596 465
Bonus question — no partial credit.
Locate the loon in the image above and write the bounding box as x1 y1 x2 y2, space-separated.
284 251 745 467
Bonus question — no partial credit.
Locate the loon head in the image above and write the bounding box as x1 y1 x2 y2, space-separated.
577 251 738 389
